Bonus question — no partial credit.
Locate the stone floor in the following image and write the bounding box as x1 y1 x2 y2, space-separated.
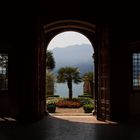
0 115 140 140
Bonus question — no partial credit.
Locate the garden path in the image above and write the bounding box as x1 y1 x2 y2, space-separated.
49 107 94 116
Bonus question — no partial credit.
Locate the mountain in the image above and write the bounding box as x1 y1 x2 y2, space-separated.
50 44 94 76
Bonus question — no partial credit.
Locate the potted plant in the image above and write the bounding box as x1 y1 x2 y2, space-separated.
83 103 94 113
47 101 56 113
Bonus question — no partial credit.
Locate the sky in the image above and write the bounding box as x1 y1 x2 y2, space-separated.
47 31 92 50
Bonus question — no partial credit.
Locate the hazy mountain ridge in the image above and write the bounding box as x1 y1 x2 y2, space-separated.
51 44 94 75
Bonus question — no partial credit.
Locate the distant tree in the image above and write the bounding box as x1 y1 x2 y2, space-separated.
46 70 56 97
46 51 55 70
57 67 82 99
83 72 94 97
46 51 55 97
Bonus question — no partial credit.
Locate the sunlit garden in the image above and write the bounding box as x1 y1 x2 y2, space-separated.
46 95 94 113
46 32 95 115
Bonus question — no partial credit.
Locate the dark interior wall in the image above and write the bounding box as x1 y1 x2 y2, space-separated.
109 17 140 121
0 6 140 122
0 16 19 117
0 14 40 121
0 0 97 121
0 11 97 121
13 16 40 121
0 44 11 117
128 41 140 118
110 27 130 121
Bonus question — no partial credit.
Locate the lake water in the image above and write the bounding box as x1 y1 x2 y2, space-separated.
54 82 84 97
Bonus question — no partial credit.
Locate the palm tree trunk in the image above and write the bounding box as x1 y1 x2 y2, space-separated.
67 80 72 100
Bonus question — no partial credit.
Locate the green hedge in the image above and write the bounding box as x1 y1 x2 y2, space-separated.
78 95 93 98
83 103 94 113
47 95 60 98
78 97 93 105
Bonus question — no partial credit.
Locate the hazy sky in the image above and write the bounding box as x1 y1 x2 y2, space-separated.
47 31 92 50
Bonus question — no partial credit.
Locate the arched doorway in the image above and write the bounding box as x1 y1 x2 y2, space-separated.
37 20 110 121
46 31 94 115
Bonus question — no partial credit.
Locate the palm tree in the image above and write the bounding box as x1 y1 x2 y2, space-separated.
83 72 94 97
57 67 82 99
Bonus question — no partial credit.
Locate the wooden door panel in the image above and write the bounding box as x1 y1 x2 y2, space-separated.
96 25 110 121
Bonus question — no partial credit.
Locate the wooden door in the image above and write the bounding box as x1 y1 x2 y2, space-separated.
96 24 110 121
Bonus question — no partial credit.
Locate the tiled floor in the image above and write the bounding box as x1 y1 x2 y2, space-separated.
0 115 140 140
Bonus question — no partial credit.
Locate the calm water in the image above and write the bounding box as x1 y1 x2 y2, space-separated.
54 82 84 97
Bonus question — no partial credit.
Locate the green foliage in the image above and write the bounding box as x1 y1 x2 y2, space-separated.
46 51 55 70
57 67 82 83
78 94 93 98
47 97 60 105
47 100 56 105
83 72 94 82
46 71 56 97
78 97 93 105
83 103 94 109
57 67 82 99
83 103 94 113
47 95 60 98
83 72 95 96
46 51 56 98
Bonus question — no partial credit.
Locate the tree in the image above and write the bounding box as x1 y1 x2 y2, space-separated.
46 50 56 97
46 50 55 70
83 72 95 97
57 67 82 99
46 70 56 97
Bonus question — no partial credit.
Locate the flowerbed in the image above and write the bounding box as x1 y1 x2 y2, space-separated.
56 99 82 108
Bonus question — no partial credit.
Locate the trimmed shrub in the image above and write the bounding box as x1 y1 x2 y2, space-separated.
78 97 93 105
78 94 93 98
47 95 60 98
83 104 94 113
46 97 61 105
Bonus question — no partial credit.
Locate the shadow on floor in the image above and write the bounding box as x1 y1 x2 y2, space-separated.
0 115 140 140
